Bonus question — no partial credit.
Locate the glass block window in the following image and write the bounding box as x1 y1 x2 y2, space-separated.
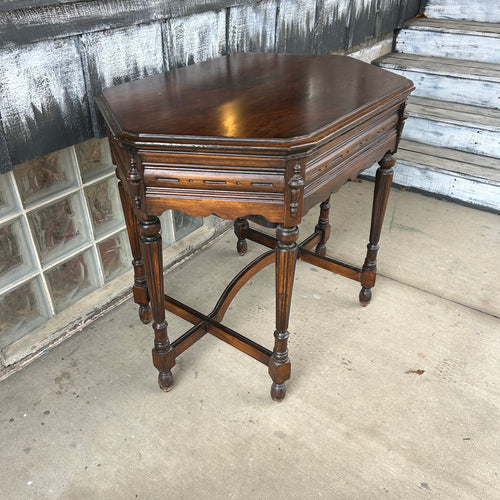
45 249 100 313
0 138 204 351
0 278 50 350
13 147 79 208
28 192 90 265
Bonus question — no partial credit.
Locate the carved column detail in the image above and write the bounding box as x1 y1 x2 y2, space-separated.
127 153 142 210
396 102 408 149
288 163 304 218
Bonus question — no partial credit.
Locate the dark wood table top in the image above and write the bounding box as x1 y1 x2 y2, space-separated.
97 53 413 225
98 53 413 150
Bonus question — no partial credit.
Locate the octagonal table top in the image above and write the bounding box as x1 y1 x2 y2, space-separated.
97 53 414 150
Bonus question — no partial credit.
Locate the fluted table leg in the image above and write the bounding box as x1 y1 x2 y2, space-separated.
269 225 299 402
360 153 395 306
118 180 152 324
139 216 175 391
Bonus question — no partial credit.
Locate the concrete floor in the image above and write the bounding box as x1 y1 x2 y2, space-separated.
1 181 499 499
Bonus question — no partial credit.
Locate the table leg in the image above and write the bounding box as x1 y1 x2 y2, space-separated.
139 216 175 391
359 152 395 306
269 225 298 401
234 217 249 255
118 181 152 324
315 196 331 256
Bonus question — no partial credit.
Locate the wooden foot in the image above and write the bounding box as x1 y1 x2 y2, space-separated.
234 217 249 255
359 286 372 307
360 153 395 305
139 304 152 324
271 382 286 402
158 370 174 391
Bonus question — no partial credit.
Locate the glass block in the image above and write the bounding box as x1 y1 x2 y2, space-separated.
0 218 37 292
85 176 124 238
98 230 132 283
45 249 99 313
13 147 78 207
0 172 19 220
28 192 90 265
0 278 51 350
159 211 175 249
173 210 202 241
75 138 114 182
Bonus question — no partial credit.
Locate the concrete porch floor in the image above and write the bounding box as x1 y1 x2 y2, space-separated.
0 180 499 499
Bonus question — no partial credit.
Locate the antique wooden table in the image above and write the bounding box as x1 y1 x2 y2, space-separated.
97 54 413 401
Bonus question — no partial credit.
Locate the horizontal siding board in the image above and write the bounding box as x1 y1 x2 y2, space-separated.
228 0 278 53
81 23 165 136
348 0 377 46
375 0 403 37
317 0 351 52
165 11 227 69
276 0 318 53
396 28 500 64
424 0 500 23
0 1 249 48
0 37 91 166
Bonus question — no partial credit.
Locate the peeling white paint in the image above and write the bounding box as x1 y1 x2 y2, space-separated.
276 0 317 52
323 0 352 22
166 11 226 68
396 27 500 65
228 0 277 53
81 23 164 91
425 0 500 23
0 37 87 140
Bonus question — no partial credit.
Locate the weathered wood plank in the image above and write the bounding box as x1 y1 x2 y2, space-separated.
425 0 500 23
362 140 500 212
396 22 500 64
404 18 500 35
399 140 500 175
0 37 91 166
276 0 318 53
228 0 278 53
0 1 249 48
403 115 500 158
380 53 500 80
81 23 164 136
407 96 500 127
316 0 351 52
165 11 227 68
348 0 377 46
375 0 402 37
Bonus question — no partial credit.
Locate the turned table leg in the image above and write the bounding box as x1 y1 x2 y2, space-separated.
139 216 175 391
234 217 249 255
118 181 152 324
269 225 298 402
315 196 331 256
359 152 395 306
